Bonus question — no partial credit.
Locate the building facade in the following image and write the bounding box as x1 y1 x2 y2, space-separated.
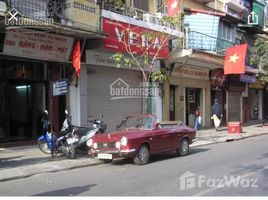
0 0 105 142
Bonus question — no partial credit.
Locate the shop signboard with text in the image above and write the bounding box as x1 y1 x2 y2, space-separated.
102 18 169 59
3 29 74 61
173 65 209 80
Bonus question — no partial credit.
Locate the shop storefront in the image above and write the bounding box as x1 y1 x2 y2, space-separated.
0 28 75 142
163 64 211 128
0 59 47 141
248 80 264 120
210 69 227 125
86 50 143 132
226 75 246 122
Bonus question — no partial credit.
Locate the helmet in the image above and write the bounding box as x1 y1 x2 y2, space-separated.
43 110 48 115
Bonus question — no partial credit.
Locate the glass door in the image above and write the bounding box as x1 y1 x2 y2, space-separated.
7 81 32 140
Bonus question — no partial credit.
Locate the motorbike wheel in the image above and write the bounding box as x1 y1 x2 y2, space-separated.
38 141 51 154
65 144 76 159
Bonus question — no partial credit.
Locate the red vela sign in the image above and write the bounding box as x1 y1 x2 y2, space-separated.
102 18 169 58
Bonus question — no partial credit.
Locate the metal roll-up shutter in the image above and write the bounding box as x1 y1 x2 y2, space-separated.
228 91 241 121
87 66 143 132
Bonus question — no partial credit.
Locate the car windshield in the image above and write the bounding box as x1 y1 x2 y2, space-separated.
118 116 156 130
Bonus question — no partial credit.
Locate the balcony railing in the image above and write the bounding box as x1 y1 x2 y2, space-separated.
6 0 50 20
99 3 174 29
186 31 235 55
99 3 146 21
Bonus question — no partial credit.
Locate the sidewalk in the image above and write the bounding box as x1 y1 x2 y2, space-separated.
0 121 268 182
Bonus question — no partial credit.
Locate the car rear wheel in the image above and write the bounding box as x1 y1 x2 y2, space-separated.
133 144 150 165
177 138 189 157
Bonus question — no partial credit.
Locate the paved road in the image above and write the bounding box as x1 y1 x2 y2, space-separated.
1 134 268 196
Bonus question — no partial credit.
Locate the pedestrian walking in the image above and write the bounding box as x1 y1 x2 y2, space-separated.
211 99 223 131
194 106 201 130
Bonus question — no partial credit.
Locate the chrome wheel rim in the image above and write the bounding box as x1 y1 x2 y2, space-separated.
139 146 149 162
181 140 189 154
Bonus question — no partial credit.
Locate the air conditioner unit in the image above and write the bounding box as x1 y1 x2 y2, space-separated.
0 1 7 14
163 21 172 28
155 12 165 19
143 13 156 23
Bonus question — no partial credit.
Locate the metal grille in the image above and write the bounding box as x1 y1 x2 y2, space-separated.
6 0 49 19
97 142 116 149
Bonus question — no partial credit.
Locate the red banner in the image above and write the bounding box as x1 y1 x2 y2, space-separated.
102 18 169 59
210 69 226 88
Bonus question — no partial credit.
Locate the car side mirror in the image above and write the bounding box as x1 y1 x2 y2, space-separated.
155 123 160 129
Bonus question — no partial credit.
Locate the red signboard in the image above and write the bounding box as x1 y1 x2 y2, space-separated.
102 18 169 58
210 69 226 88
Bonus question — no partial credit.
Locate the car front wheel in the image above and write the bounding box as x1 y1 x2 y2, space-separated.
133 144 150 165
177 138 189 157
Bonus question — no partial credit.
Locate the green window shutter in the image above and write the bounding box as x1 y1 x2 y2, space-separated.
252 0 265 28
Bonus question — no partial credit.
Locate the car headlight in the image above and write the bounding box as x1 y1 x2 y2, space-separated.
115 142 121 148
120 137 128 146
93 142 98 149
87 139 93 147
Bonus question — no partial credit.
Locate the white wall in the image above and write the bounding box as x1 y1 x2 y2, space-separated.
69 64 88 127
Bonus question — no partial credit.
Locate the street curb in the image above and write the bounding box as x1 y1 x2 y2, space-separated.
191 131 268 148
1 131 268 183
0 159 102 183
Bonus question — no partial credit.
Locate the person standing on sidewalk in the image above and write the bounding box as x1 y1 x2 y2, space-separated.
211 99 223 131
194 106 201 130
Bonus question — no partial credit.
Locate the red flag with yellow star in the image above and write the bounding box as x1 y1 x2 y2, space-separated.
224 44 248 75
167 0 179 17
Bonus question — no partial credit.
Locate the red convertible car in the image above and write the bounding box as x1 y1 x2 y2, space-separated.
87 114 196 165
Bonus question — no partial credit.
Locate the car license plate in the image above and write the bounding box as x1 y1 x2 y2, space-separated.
98 153 112 160
67 137 76 144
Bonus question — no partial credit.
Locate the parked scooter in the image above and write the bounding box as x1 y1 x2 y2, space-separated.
37 110 78 159
71 115 107 154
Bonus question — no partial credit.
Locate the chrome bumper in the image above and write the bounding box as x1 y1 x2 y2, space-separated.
89 148 136 158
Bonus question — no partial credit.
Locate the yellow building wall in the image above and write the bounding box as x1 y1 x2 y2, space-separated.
163 74 212 127
148 0 158 13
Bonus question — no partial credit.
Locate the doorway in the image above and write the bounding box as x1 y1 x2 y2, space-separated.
186 88 202 127
7 81 47 141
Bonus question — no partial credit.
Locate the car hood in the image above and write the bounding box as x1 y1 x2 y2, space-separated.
93 129 146 142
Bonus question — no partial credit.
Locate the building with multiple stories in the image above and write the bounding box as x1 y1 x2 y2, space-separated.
0 0 267 143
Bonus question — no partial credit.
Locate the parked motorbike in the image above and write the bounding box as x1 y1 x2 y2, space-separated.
37 110 78 159
71 115 107 154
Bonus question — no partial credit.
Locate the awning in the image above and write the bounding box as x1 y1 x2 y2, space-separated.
238 24 268 35
167 49 224 71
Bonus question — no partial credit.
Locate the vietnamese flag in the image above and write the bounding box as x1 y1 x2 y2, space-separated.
167 0 179 17
72 40 81 77
224 44 248 75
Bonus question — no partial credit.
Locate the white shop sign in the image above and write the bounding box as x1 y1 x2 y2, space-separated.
86 50 149 71
3 29 74 61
